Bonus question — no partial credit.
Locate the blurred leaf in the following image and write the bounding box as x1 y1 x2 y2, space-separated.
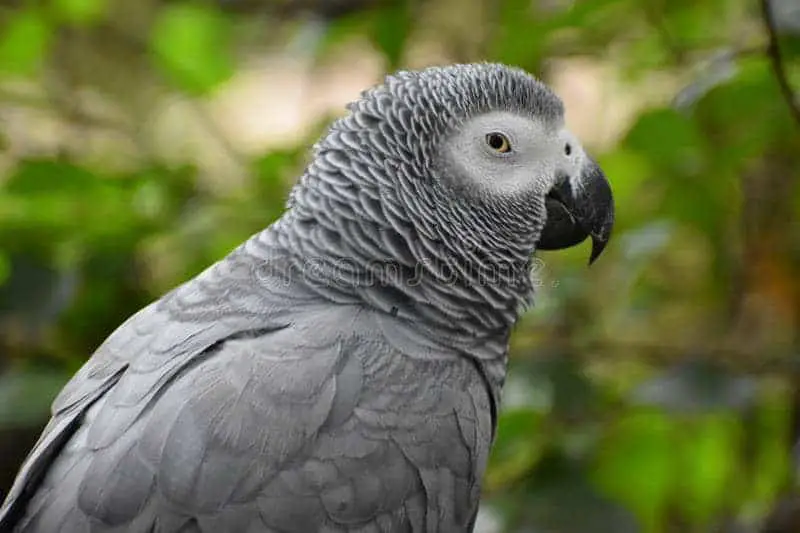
489 0 542 69
545 0 634 59
623 106 737 241
1 160 117 240
592 409 676 532
624 107 705 175
781 33 800 60
0 367 70 428
546 0 626 29
0 254 10 287
4 159 97 195
695 61 794 162
596 149 653 225
50 0 110 25
0 160 196 254
0 10 52 76
370 0 411 69
660 0 731 46
676 413 742 527
253 149 299 198
623 29 673 78
150 2 235 95
486 408 546 490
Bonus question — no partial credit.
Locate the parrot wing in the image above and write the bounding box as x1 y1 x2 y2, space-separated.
1 241 493 532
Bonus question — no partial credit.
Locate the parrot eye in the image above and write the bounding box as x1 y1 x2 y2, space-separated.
564 143 572 156
485 132 511 153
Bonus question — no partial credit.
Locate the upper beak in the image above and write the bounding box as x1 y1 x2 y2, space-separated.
536 159 614 265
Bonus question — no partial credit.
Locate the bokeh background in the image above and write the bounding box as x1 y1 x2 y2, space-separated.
1 0 799 531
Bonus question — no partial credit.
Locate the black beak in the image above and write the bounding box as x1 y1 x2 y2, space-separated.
536 159 614 265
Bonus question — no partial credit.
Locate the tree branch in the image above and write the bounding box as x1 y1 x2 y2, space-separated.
760 0 800 128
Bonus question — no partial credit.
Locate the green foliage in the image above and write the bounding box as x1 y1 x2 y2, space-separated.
0 10 52 75
487 407 547 489
677 414 742 526
370 0 412 69
0 367 71 427
150 2 235 94
51 0 110 25
489 0 542 69
593 410 676 531
1 0 799 531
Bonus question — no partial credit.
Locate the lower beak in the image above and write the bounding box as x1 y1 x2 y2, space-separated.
536 159 614 265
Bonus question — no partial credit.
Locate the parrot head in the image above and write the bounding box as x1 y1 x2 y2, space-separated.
300 62 615 309
422 63 615 266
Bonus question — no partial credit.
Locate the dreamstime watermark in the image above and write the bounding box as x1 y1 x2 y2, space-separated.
246 253 558 290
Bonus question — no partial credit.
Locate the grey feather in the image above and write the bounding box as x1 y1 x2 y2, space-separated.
0 63 613 532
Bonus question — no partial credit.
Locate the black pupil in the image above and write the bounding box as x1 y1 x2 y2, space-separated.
488 134 505 150
565 143 572 155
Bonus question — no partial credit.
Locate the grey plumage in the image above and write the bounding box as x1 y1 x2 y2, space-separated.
0 63 614 532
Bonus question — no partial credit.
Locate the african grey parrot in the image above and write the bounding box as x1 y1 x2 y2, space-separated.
0 63 613 532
